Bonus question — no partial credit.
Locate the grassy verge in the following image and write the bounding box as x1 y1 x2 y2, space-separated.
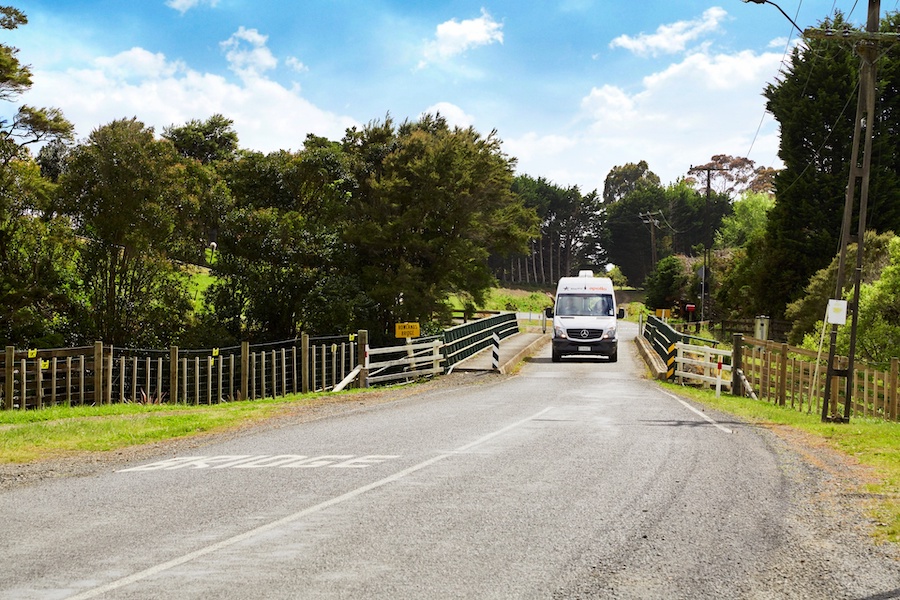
665 382 900 545
0 394 334 464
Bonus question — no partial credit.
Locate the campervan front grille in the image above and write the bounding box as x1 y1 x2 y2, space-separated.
566 328 603 340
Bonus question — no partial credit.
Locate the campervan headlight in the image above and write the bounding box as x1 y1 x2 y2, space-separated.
601 326 616 340
554 324 568 339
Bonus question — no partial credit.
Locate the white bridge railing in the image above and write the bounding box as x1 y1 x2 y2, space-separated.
674 341 732 395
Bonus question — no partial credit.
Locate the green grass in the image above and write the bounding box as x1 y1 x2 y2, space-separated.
665 382 900 544
185 265 216 310
0 395 332 463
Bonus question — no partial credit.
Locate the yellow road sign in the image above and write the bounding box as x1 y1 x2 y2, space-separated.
395 322 420 338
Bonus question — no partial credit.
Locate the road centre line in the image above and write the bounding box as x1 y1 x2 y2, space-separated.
67 407 554 600
661 391 734 434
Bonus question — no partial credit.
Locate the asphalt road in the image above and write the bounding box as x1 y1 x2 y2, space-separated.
1 322 898 599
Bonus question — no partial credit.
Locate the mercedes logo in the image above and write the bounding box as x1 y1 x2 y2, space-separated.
580 329 589 338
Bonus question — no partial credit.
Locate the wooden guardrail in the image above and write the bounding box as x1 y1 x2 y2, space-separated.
2 334 363 410
2 312 523 410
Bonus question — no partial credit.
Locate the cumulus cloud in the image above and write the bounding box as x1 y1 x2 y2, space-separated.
508 44 784 192
25 38 356 152
93 48 185 81
166 0 219 14
609 7 727 57
286 56 309 73
421 102 475 128
221 27 278 80
419 9 503 68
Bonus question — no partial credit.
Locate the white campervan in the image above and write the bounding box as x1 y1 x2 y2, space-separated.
547 270 624 363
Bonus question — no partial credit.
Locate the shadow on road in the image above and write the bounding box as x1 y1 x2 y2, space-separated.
640 419 746 429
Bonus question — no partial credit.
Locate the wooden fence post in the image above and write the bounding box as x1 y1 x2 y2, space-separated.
301 333 309 394
241 341 250 401
106 348 113 405
358 330 368 389
778 343 789 406
5 346 14 409
34 353 43 409
170 346 179 404
890 357 898 421
731 334 743 397
93 341 103 405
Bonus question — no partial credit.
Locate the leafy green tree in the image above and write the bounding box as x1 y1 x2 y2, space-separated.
602 160 660 204
601 179 666 286
210 141 363 341
784 230 893 345
341 115 535 341
0 6 72 165
686 155 772 199
760 11 900 318
498 175 599 285
644 256 689 310
799 234 900 368
0 159 77 346
58 119 197 347
163 114 239 165
712 193 775 320
665 180 731 256
0 5 76 347
715 192 774 249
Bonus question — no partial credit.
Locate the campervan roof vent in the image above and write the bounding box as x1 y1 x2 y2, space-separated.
578 270 594 278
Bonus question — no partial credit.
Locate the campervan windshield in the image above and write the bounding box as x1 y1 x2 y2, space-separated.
555 293 615 317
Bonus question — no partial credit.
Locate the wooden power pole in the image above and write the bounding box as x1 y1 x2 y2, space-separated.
806 0 900 421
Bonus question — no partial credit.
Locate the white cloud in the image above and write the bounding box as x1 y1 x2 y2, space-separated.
221 27 278 80
166 0 219 14
609 7 727 57
25 42 357 153
421 102 475 128
508 45 784 192
94 48 185 81
419 9 503 68
286 56 309 73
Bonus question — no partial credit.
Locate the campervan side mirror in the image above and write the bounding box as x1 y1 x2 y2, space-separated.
544 307 554 318
617 308 625 319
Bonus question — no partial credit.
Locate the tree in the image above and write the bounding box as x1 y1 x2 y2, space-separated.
0 159 77 346
601 180 666 286
712 192 776 321
686 155 770 199
341 115 535 341
0 6 73 164
0 5 76 347
644 256 689 310
497 175 601 285
760 11 900 318
715 192 774 249
602 160 660 204
163 114 239 165
58 119 196 347
209 144 362 341
785 230 893 345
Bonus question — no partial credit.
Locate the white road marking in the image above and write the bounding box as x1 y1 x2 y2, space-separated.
68 407 554 600
118 454 401 472
661 391 734 434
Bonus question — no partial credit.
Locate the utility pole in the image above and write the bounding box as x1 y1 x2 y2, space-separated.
639 211 661 270
688 165 728 323
806 0 900 422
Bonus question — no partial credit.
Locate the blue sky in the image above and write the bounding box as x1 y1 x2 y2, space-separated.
7 1 877 191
